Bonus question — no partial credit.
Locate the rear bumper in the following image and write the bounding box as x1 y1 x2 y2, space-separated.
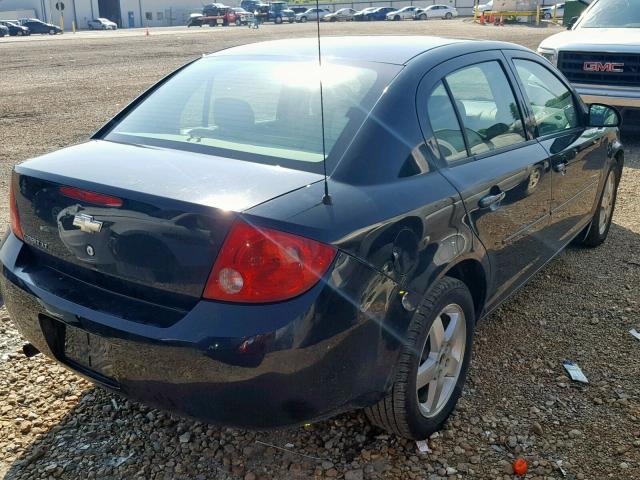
0 232 405 428
575 84 640 109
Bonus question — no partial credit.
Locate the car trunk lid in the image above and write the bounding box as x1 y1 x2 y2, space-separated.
12 140 321 306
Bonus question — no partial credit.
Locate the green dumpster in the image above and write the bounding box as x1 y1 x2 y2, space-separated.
563 0 591 27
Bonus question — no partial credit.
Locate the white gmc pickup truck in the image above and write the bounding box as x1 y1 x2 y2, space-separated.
538 0 640 123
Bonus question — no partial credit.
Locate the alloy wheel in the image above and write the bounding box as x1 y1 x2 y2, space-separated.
599 170 615 235
416 304 466 418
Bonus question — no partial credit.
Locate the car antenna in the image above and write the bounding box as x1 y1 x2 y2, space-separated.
315 0 331 205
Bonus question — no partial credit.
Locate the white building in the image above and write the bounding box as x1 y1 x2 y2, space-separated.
0 0 204 30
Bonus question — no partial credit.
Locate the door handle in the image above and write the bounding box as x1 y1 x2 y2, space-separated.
554 161 567 175
479 191 506 209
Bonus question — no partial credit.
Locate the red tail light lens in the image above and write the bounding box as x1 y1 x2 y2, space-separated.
59 186 123 207
9 180 24 240
203 220 336 303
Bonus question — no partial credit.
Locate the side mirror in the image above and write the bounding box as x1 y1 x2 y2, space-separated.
566 16 578 29
588 104 621 128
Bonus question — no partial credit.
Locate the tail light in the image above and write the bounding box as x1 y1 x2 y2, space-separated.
9 180 24 240
203 220 336 303
59 186 123 207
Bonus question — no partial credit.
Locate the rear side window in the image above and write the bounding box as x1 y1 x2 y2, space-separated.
445 61 526 155
427 82 467 163
513 59 579 136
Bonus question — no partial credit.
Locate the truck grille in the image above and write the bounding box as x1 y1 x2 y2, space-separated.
558 51 640 87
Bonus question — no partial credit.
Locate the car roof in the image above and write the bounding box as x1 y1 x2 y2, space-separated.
209 36 524 65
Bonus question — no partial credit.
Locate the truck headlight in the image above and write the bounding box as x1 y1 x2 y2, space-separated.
537 48 558 66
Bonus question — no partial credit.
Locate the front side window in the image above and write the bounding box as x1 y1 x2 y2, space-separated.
513 59 579 136
105 58 398 173
445 61 526 155
427 82 468 163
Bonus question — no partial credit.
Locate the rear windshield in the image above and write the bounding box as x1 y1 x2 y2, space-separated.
580 0 640 28
104 57 398 173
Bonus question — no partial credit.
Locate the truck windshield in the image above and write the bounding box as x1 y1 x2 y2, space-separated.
580 0 640 28
103 57 399 173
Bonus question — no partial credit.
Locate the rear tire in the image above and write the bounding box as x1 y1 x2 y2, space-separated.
365 277 475 439
579 165 619 248
419 13 427 20
394 15 400 20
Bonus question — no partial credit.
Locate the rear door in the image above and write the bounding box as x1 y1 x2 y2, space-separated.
417 51 555 308
505 51 607 245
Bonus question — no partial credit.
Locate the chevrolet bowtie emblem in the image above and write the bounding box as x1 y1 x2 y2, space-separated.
72 213 103 233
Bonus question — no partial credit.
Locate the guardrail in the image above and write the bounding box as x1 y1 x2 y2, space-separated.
473 5 557 26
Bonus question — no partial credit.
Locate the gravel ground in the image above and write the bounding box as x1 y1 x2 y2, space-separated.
1 19 639 480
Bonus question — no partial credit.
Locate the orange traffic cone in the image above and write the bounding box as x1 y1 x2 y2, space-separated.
479 12 485 24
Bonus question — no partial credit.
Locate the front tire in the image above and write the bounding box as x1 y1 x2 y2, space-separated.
419 13 427 20
299 16 307 22
365 277 475 439
445 12 452 19
579 165 619 247
49 29 56 34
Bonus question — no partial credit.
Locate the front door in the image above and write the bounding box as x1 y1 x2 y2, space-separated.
128 11 135 27
417 51 555 309
506 52 607 246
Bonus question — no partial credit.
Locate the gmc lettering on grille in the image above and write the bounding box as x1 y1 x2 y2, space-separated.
583 61 625 73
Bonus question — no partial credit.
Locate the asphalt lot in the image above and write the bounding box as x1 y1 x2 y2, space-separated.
1 18 639 480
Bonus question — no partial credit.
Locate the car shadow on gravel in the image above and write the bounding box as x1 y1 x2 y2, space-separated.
3 222 640 480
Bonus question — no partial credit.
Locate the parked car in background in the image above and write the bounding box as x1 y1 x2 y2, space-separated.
295 7 330 22
19 19 61 34
87 17 117 29
386 6 419 20
538 0 640 125
354 6 395 20
0 20 30 35
0 23 8 37
186 13 205 26
241 0 294 23
352 7 375 20
289 6 308 14
473 0 493 14
541 2 564 19
414 5 458 19
231 7 255 24
323 7 357 21
3 36 623 441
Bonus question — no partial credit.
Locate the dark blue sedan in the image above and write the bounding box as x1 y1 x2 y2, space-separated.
354 6 395 20
2 37 623 439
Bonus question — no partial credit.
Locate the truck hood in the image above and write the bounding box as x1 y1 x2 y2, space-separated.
539 28 640 52
17 140 322 212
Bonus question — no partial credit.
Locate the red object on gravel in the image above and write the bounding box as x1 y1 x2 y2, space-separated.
513 458 528 476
